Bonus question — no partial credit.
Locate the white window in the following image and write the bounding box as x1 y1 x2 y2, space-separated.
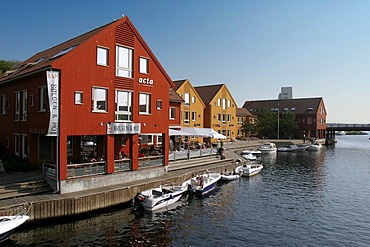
184 111 190 124
21 90 27 121
222 99 226 110
184 93 190 106
217 98 221 107
192 96 196 104
192 112 196 121
140 57 149 74
39 86 47 112
227 99 231 108
139 93 150 114
1 94 6 115
217 114 221 122
14 134 20 156
148 135 154 145
92 87 108 112
157 100 162 110
30 94 34 107
21 134 27 159
115 90 132 121
97 47 109 66
222 114 226 124
157 135 162 145
15 92 20 121
75 91 83 104
169 107 176 120
116 45 133 78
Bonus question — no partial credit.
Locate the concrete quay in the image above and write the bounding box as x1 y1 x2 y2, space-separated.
0 139 306 222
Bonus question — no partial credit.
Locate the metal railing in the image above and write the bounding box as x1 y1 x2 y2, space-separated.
67 161 106 179
114 159 132 172
168 148 218 161
138 155 164 168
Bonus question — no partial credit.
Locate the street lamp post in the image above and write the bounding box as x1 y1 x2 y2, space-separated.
277 104 280 140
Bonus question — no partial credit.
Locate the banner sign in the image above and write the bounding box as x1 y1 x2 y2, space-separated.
107 122 141 134
46 71 59 136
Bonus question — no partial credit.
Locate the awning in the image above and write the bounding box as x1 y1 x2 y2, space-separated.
169 127 227 139
169 129 187 136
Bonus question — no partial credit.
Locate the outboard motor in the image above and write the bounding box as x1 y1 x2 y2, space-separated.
132 193 146 213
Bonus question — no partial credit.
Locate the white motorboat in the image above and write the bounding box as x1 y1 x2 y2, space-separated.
188 172 221 196
243 153 257 161
307 141 322 151
259 143 277 153
0 207 30 243
132 182 188 212
277 144 308 152
220 171 240 181
242 149 261 156
235 164 263 177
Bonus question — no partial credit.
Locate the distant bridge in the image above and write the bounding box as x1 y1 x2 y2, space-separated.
326 123 370 131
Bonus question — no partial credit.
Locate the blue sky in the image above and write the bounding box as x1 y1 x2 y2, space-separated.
1 0 370 123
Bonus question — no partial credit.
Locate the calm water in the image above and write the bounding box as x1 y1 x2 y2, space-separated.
5 135 370 246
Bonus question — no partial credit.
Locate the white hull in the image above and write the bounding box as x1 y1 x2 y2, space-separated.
220 174 240 181
0 215 30 242
243 153 257 160
307 143 322 151
189 173 221 196
259 143 277 153
235 164 263 177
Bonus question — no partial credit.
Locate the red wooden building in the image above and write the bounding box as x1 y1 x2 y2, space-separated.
0 17 175 193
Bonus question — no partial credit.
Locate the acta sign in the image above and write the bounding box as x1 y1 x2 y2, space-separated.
138 77 154 85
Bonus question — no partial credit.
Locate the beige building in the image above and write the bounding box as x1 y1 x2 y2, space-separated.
194 84 238 141
173 79 206 143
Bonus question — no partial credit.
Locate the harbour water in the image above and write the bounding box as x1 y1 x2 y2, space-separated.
5 134 370 246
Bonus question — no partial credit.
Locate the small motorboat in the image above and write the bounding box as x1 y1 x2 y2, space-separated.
277 144 308 152
241 149 261 157
188 172 221 196
243 153 257 161
235 163 263 177
220 171 240 181
132 182 188 212
0 206 30 243
307 141 322 151
259 143 277 153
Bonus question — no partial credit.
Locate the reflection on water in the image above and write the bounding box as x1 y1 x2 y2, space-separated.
5 135 370 246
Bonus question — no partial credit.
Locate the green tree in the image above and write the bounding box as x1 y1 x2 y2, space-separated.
0 59 21 76
255 109 277 138
279 111 298 139
241 120 256 139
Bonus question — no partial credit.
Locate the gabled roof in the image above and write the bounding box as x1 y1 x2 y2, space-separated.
0 16 174 87
236 108 255 117
0 22 111 84
243 97 324 115
169 88 183 103
194 84 224 105
173 79 187 91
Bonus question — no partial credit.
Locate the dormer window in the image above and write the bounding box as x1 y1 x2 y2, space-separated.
308 107 313 111
291 107 296 111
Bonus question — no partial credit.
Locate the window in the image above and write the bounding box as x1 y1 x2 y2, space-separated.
92 87 108 112
1 94 6 115
157 135 162 145
139 93 150 114
222 99 226 110
97 47 109 66
217 98 221 107
227 99 231 108
308 117 312 124
192 96 196 104
21 134 27 159
30 94 34 107
116 45 133 78
115 90 132 121
156 100 162 110
222 114 226 124
140 57 149 74
184 93 190 106
184 111 190 124
75 92 83 104
169 107 176 120
192 112 196 121
6 137 9 148
228 114 231 122
15 92 20 121
21 90 27 121
217 114 221 122
39 86 47 112
14 134 20 156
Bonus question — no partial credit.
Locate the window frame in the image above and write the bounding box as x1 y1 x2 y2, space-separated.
184 93 190 106
169 107 176 120
139 57 149 74
14 91 20 121
156 100 162 110
115 90 132 121
1 94 6 115
184 111 190 124
21 90 27 121
14 133 20 156
116 45 133 78
21 134 27 159
139 93 151 115
39 86 47 112
75 91 83 105
92 87 108 113
97 46 109 66
191 111 196 121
